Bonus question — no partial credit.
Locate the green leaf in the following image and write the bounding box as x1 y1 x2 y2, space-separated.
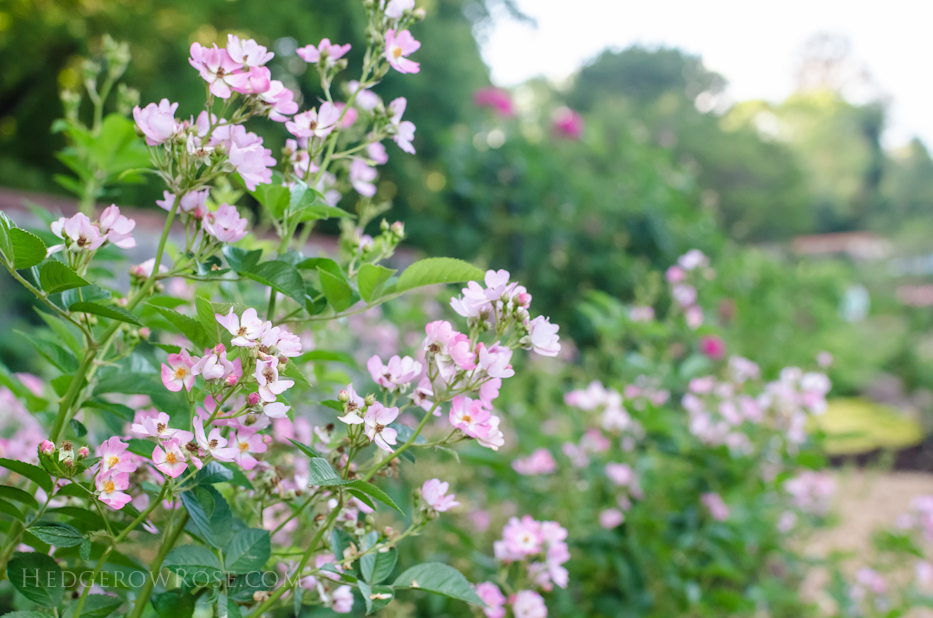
194 461 235 486
94 373 166 397
297 350 357 368
347 481 403 514
3 611 53 618
10 228 47 269
364 548 397 585
63 285 110 308
39 261 88 294
195 296 223 346
394 258 484 294
180 485 233 548
70 419 88 438
70 301 142 326
0 499 26 523
392 563 484 605
163 545 223 580
288 183 353 222
0 459 53 492
83 399 135 422
79 538 91 561
306 459 354 487
146 304 209 349
318 267 355 312
222 246 262 273
17 331 78 373
242 261 306 304
0 485 40 510
7 551 64 607
152 590 197 618
288 438 321 460
28 523 84 547
35 309 82 355
64 595 124 618
0 212 14 265
365 585 394 614
249 172 290 218
280 362 312 391
357 264 397 303
223 528 271 573
52 375 86 397
125 439 155 458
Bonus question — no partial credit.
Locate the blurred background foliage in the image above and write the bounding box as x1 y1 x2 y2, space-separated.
3 0 933 425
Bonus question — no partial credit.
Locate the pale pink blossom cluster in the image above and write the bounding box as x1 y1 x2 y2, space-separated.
784 471 836 515
757 367 831 445
564 381 636 434
47 206 136 256
367 354 423 393
682 371 759 454
492 515 570 597
850 567 887 602
561 428 610 469
903 496 933 542
666 249 710 330
512 448 557 476
701 492 730 521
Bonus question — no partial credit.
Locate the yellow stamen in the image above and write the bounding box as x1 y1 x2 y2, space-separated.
165 452 177 464
104 480 115 493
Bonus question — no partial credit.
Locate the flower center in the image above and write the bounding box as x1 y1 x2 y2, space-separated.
237 326 248 336
175 367 188 379
263 368 276 382
392 46 403 59
77 235 88 247
104 480 115 493
429 343 440 354
107 456 120 468
462 415 472 424
165 452 177 464
239 441 249 452
157 423 166 433
209 439 218 449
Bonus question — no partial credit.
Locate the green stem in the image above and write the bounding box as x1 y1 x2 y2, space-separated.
71 545 113 618
112 483 167 545
245 501 341 618
127 511 189 618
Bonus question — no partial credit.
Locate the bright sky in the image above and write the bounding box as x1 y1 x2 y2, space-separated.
481 0 933 149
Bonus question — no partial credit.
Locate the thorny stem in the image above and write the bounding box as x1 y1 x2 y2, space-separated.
127 510 190 618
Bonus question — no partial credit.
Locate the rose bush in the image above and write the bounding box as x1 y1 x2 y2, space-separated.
0 3 562 617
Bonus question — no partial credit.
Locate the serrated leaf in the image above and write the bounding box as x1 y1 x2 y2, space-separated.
307 458 353 487
0 212 14 265
288 183 353 222
357 264 396 303
146 304 209 349
35 309 82 355
29 523 85 547
7 552 64 607
281 362 311 390
242 261 306 304
392 563 484 604
152 589 197 618
394 258 484 294
80 538 92 561
366 585 394 614
63 594 124 618
52 374 86 397
0 458 53 492
10 228 47 269
224 528 270 573
70 301 141 325
364 548 397 585
317 267 355 312
347 480 403 514
0 498 26 523
17 331 78 373
195 461 235 485
288 438 322 460
195 296 222 346
83 399 135 422
63 284 110 308
0 485 40 509
222 246 262 273
93 373 167 397
249 172 290 218
39 261 89 294
180 485 233 548
163 545 223 579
